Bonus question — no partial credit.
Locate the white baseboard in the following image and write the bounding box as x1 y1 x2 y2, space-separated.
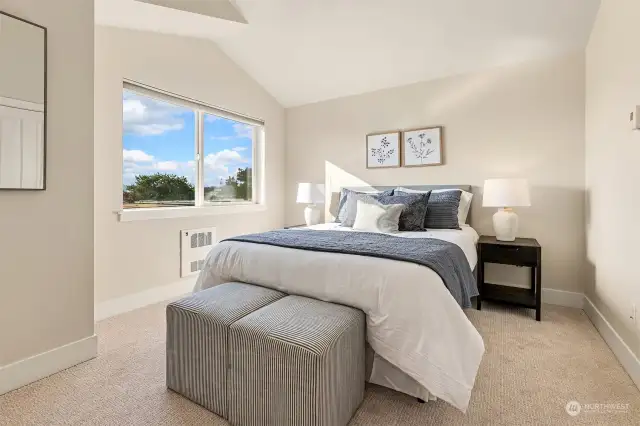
95 277 197 321
584 297 640 389
0 334 97 396
542 288 585 309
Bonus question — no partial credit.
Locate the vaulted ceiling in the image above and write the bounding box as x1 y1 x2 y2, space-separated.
96 0 601 107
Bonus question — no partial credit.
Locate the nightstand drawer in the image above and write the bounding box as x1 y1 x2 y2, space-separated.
481 243 538 266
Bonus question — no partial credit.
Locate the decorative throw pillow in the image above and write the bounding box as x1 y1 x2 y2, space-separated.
432 189 472 224
397 189 461 229
352 199 405 233
396 187 473 224
340 192 376 227
335 188 393 223
373 193 430 231
341 192 429 230
425 190 462 229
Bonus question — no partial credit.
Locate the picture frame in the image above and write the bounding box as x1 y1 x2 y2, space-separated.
366 131 401 169
401 126 443 167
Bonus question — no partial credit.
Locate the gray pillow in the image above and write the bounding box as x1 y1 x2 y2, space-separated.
352 198 405 233
335 188 393 223
397 189 461 229
341 192 430 230
373 193 430 231
340 192 377 227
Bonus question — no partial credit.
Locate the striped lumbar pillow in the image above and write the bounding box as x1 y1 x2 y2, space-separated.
397 189 461 229
396 186 473 225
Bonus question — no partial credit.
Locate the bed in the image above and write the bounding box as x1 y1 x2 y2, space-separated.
195 185 485 412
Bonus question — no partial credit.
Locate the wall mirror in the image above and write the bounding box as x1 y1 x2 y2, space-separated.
0 11 46 190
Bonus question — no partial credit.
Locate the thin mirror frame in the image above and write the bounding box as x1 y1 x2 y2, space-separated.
0 10 47 191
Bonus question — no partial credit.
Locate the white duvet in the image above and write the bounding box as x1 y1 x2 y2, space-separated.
195 223 485 412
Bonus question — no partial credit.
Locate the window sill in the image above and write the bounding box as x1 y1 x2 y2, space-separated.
117 203 267 222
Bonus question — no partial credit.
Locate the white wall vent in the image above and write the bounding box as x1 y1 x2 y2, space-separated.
181 227 216 278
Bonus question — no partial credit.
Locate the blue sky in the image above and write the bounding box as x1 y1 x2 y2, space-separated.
122 90 253 187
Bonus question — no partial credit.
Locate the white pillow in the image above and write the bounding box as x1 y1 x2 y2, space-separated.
352 199 405 233
395 186 473 224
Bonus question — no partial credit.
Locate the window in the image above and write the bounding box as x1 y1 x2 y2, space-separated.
202 113 254 204
122 90 196 208
121 82 261 211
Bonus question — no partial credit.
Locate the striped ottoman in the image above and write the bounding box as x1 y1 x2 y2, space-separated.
166 283 285 418
228 295 366 426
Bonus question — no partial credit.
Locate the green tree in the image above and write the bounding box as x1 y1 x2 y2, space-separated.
124 173 194 202
123 190 136 204
224 167 252 200
235 167 252 200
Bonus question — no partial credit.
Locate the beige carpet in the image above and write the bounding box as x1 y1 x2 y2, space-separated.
1 302 639 425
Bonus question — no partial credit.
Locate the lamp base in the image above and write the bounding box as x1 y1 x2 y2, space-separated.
304 204 322 226
493 208 518 241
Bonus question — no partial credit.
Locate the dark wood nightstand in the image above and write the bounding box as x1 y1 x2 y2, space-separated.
477 236 542 321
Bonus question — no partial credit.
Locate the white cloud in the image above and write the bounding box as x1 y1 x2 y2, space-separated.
233 123 253 139
209 123 254 141
122 147 249 188
204 149 244 169
122 148 195 186
205 114 220 123
123 160 196 186
123 149 154 162
202 149 248 186
232 146 248 152
122 91 189 136
155 161 179 171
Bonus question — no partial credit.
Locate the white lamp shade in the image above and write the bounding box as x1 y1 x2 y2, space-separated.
296 183 325 204
483 178 531 207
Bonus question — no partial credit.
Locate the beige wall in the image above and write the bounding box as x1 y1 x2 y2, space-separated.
0 12 45 104
585 0 640 357
0 0 94 366
94 27 285 303
286 53 586 293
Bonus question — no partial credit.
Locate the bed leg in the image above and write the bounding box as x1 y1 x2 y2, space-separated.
417 398 425 404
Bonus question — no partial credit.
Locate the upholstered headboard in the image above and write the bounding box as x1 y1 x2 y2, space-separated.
340 184 474 226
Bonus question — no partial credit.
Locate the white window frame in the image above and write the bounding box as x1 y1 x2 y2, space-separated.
118 80 265 222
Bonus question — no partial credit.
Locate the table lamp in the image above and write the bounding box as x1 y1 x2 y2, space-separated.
483 178 531 241
296 183 325 226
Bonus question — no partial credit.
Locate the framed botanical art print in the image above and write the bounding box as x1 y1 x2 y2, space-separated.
366 131 401 169
402 126 443 167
